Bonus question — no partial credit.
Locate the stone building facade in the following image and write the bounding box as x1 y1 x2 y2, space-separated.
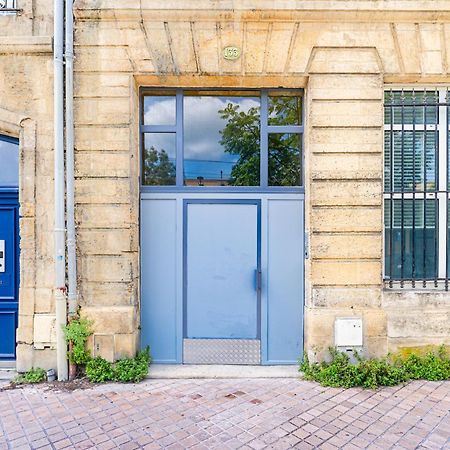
1 0 450 371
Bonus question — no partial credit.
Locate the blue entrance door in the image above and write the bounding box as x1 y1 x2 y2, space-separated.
140 194 303 365
185 201 260 339
0 135 19 360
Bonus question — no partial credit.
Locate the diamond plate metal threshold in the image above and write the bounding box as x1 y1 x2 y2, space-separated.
146 364 301 379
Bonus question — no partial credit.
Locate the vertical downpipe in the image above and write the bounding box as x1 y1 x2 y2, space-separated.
65 0 77 317
54 0 68 381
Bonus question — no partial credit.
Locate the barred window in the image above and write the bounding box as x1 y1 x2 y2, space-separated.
384 89 450 289
0 0 17 10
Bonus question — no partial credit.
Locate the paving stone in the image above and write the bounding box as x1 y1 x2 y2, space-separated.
0 379 448 449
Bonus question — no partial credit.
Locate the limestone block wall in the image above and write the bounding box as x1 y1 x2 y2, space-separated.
5 1 450 372
0 0 53 37
305 48 386 359
70 0 450 362
3 0 449 369
0 1 54 370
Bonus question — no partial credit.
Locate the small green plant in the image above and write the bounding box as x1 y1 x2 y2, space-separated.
300 346 450 389
400 345 450 381
14 367 47 385
85 347 151 384
113 347 151 383
355 357 408 389
86 356 114 383
63 318 93 366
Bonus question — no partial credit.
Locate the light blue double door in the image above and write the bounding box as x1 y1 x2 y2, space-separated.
141 194 304 365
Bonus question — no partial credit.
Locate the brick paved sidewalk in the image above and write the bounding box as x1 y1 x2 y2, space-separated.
0 378 449 449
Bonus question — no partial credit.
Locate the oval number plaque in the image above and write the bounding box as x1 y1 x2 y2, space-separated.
223 46 241 61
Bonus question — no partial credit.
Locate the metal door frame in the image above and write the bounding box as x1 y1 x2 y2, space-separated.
140 192 304 364
139 88 305 195
139 87 305 363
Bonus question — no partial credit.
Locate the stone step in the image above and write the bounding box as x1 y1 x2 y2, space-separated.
0 369 17 381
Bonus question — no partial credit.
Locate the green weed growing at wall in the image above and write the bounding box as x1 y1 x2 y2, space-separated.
300 346 450 389
63 318 93 366
63 317 151 383
14 367 47 385
85 347 151 383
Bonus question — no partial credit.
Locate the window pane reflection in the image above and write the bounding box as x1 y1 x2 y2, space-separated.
143 95 176 126
384 200 437 279
184 95 260 186
268 133 301 186
0 137 19 187
268 95 301 126
384 131 436 192
143 133 176 185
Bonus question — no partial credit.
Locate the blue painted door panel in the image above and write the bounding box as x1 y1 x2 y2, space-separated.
140 199 180 363
0 194 19 360
185 201 260 339
263 199 304 364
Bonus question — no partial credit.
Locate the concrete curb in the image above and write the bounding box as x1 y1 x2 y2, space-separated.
146 364 302 379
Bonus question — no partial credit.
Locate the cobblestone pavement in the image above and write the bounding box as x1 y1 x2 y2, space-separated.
0 378 449 449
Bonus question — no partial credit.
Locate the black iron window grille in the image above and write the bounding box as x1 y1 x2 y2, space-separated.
384 88 450 289
0 0 17 11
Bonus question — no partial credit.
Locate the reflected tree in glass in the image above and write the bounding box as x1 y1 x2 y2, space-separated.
219 103 261 186
219 96 301 186
268 133 301 186
143 146 176 185
268 96 301 126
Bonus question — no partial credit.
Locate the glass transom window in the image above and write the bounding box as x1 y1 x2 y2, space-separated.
140 89 303 190
384 88 450 289
0 135 19 188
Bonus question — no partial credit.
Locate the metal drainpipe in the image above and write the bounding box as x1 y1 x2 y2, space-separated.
65 0 77 317
54 0 68 381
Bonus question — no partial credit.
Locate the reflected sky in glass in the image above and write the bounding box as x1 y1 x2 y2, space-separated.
183 96 260 186
0 138 19 187
143 96 176 126
144 133 176 159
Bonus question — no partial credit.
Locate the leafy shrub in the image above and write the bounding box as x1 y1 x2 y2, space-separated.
62 315 151 384
355 358 408 389
113 347 151 383
85 347 151 384
300 346 449 389
401 346 450 381
300 349 360 388
86 357 114 383
15 367 47 384
63 318 93 365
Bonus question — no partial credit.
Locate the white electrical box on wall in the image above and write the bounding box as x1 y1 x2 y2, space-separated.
335 317 363 347
33 314 56 349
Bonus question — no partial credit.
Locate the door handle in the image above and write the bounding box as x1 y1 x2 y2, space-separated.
255 268 262 292
0 240 4 273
